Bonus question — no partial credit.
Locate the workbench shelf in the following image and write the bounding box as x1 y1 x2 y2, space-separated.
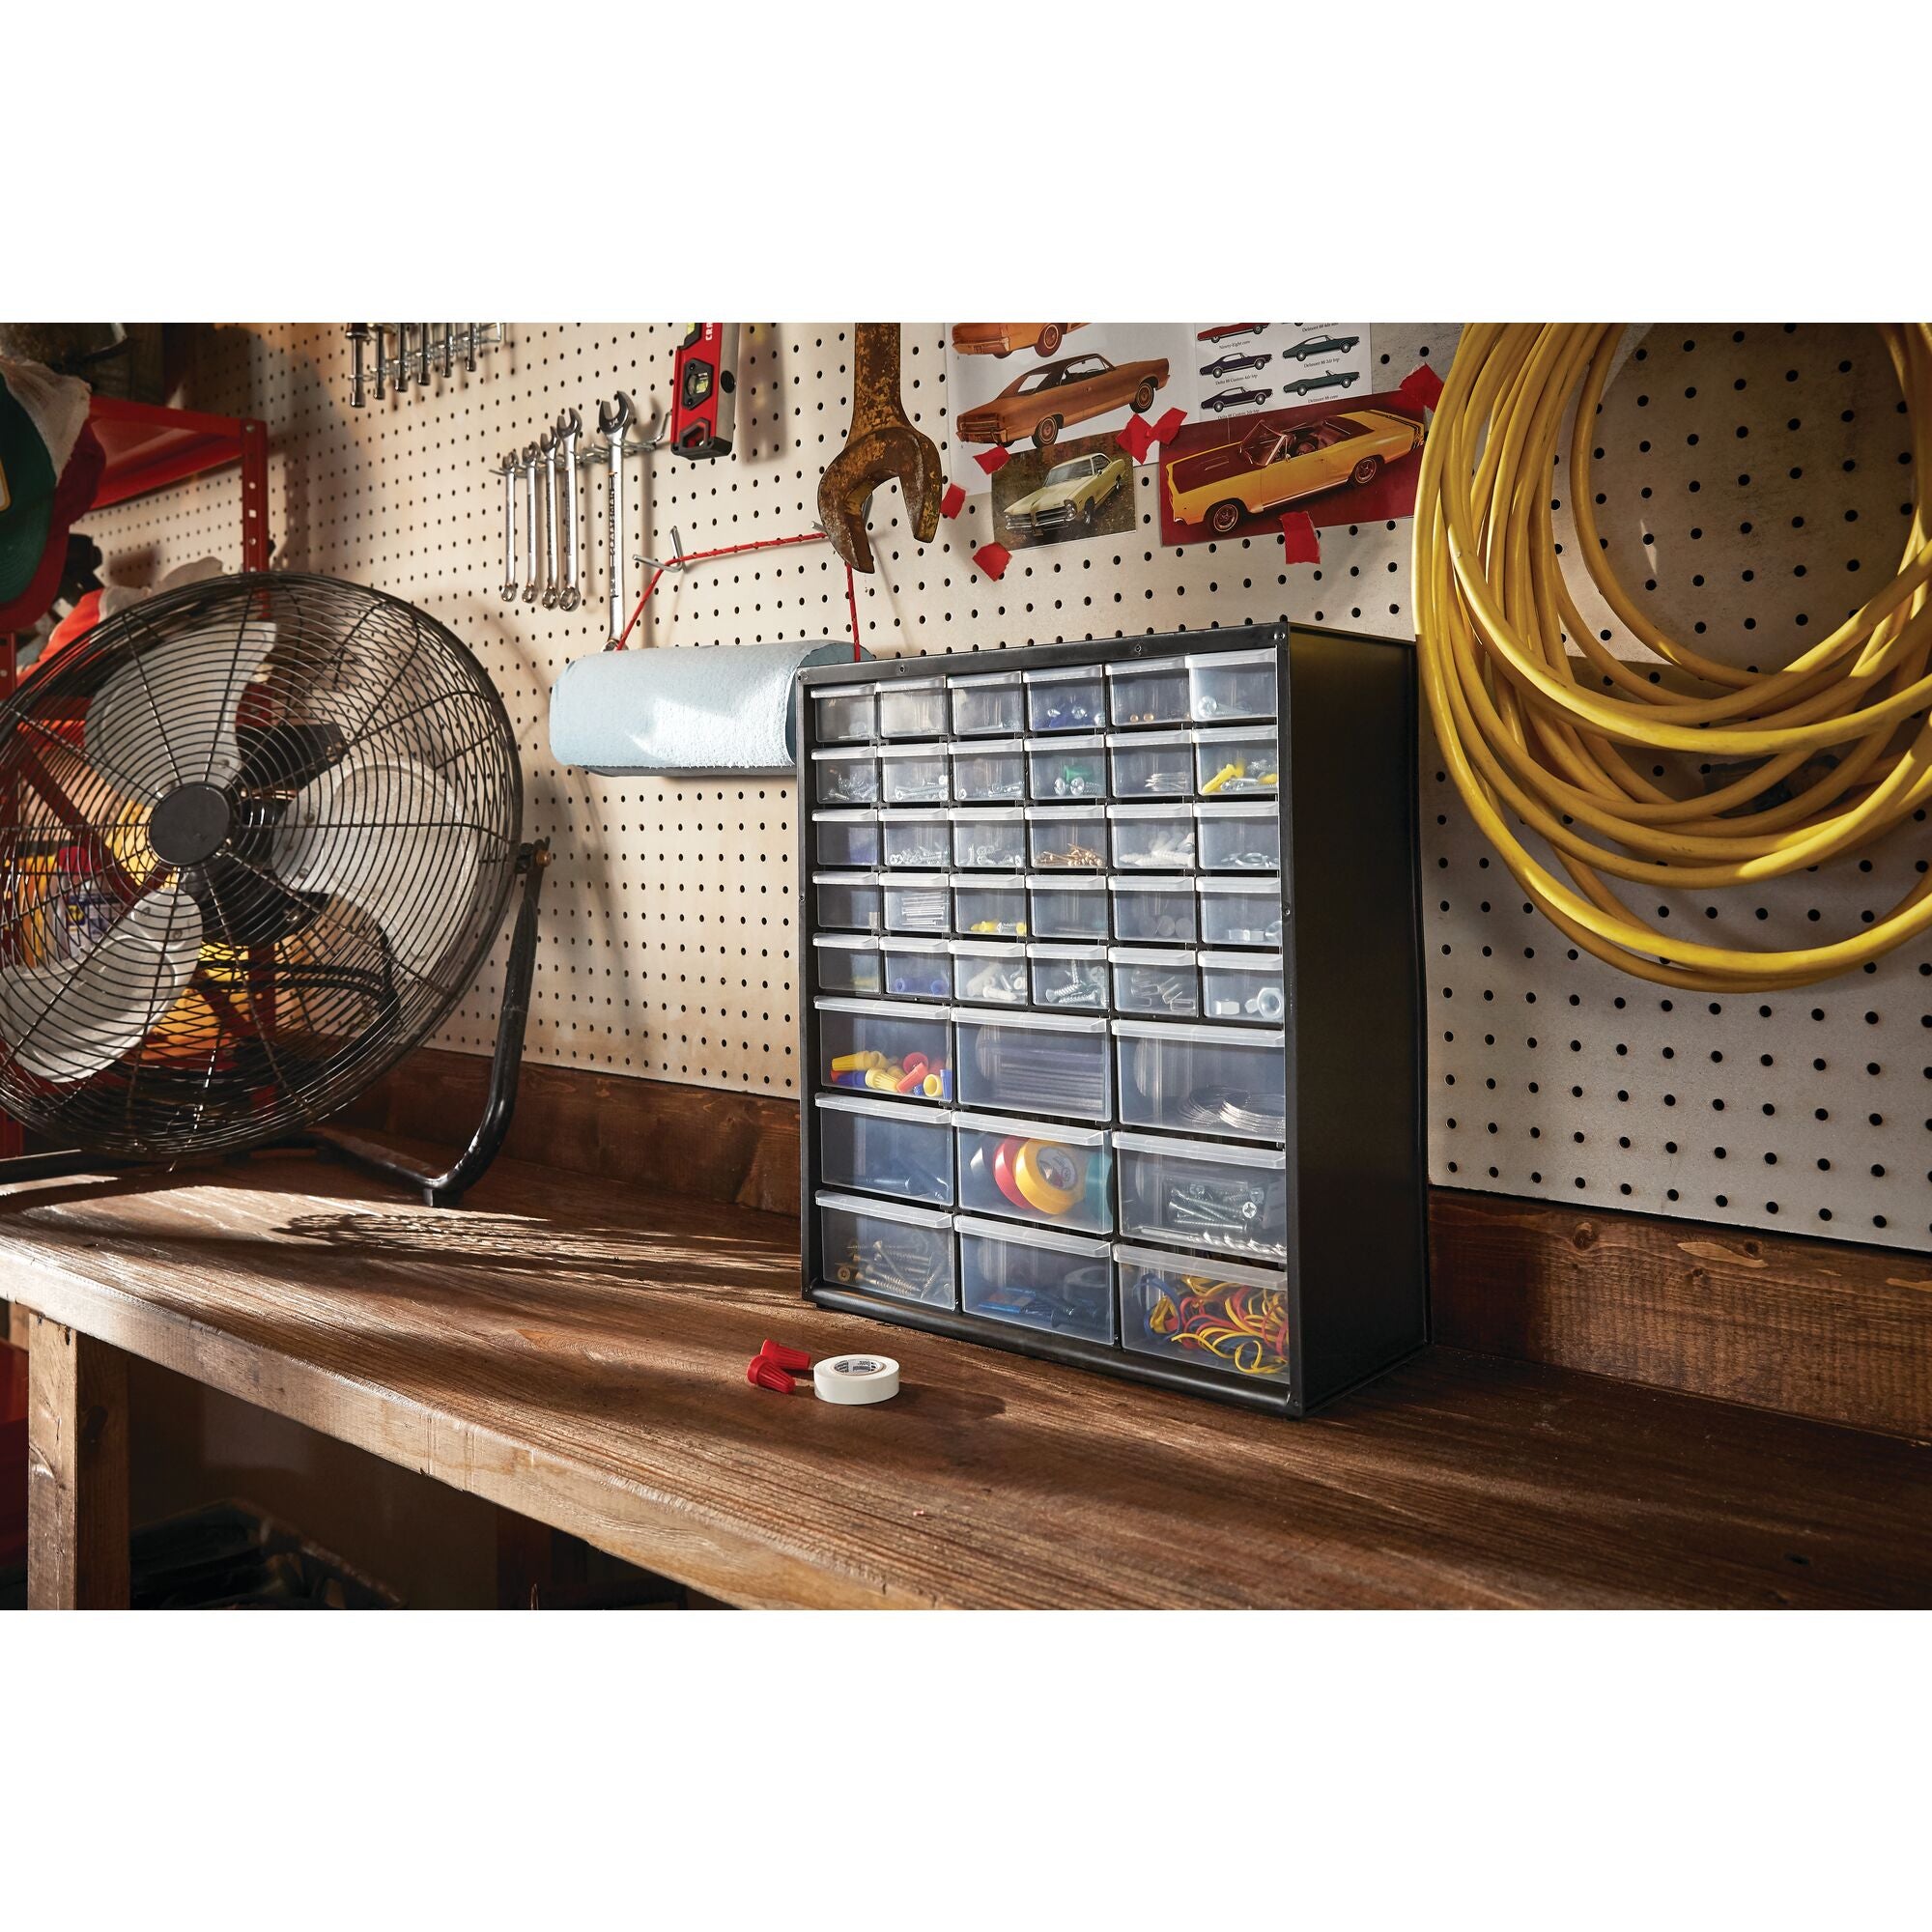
797 624 1425 1416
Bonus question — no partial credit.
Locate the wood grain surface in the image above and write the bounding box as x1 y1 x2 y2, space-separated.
1431 1191 1932 1440
25 1313 128 1609
1 1147 1926 1608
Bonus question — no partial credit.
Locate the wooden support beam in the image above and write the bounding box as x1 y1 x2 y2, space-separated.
26 1313 129 1609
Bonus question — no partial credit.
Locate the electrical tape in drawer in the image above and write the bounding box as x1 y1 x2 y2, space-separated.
953 1110 1110 1232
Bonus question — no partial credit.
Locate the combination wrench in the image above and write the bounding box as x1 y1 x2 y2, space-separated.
498 452 519 603
599 391 636 643
521 442 542 604
555 408 583 611
539 428 560 610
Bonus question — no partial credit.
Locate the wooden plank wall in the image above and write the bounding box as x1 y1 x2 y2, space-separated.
358 1050 1930 1443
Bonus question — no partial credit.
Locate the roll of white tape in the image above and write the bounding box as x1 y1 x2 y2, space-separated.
813 1352 900 1405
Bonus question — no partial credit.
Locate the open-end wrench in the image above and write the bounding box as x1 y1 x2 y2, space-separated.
522 442 542 604
817 323 943 573
540 428 560 610
599 391 636 643
555 407 583 611
395 325 412 395
497 452 519 602
416 323 433 390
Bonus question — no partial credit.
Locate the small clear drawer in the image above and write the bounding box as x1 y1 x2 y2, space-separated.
1198 877 1284 949
951 808 1027 870
1195 801 1281 872
1106 655 1190 728
1107 728 1194 800
876 675 948 740
1187 645 1277 724
881 810 952 869
811 746 878 806
949 737 1026 803
814 809 880 868
882 937 953 1000
1109 875 1197 945
1025 663 1107 733
812 683 876 745
955 1008 1112 1122
819 1191 954 1307
1026 733 1107 802
1108 803 1195 871
1028 805 1107 870
1028 942 1109 1012
813 871 884 933
882 871 951 936
1201 951 1285 1022
812 932 883 996
1113 1131 1287 1263
950 668 1025 738
817 996 952 1103
954 1112 1111 1235
814 1094 953 1208
1195 725 1279 798
1115 1019 1287 1140
1027 873 1109 942
879 743 951 806
952 940 1030 1007
959 1217 1114 1345
1110 947 1200 1019
1117 1243 1290 1381
953 874 1030 938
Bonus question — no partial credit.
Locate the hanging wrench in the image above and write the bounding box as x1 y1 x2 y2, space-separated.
521 442 542 604
555 408 583 611
539 428 560 610
599 391 636 643
497 452 519 603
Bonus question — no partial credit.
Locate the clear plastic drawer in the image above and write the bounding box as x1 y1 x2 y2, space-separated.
1113 1131 1288 1263
811 746 879 806
950 668 1025 738
1027 872 1109 942
879 743 951 807
1110 947 1200 1019
811 932 883 996
819 1191 955 1307
882 937 953 1000
812 683 876 745
876 675 948 740
1201 951 1285 1022
815 1094 953 1208
952 940 1030 1007
1025 663 1107 733
1195 725 1279 798
954 1112 1112 1236
813 871 884 933
813 810 881 868
1107 729 1195 800
1115 1019 1287 1140
882 871 951 935
1117 1244 1290 1380
1198 877 1285 949
1195 801 1281 872
881 810 952 869
1187 645 1277 724
955 1008 1112 1122
1028 943 1109 1012
949 737 1026 803
1026 733 1107 802
959 1216 1114 1345
1106 655 1190 728
951 808 1027 870
1108 803 1195 871
1109 875 1197 945
1027 805 1107 871
816 996 952 1102
953 874 1030 938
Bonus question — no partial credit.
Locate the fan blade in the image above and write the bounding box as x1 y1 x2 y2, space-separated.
0 888 204 1084
85 618 277 799
269 751 480 977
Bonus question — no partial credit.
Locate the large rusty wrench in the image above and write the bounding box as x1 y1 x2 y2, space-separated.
816 324 943 574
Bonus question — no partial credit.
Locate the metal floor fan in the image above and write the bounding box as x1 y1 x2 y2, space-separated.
0 572 547 1205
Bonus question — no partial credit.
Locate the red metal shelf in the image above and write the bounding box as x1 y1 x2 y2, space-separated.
84 395 270 568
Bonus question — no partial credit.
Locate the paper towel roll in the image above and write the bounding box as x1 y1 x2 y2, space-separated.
548 639 867 776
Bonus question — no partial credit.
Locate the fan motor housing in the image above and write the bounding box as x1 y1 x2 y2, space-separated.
149 782 234 867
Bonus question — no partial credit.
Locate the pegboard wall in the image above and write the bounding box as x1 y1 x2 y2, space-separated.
71 324 1931 1252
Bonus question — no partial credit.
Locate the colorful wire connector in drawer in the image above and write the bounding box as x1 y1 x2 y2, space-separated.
828 1050 952 1100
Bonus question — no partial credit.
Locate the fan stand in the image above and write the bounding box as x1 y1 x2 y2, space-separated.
0 841 551 1210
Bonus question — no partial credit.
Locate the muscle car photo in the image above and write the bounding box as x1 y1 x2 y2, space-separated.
1200 351 1271 379
1284 332 1360 361
955 352 1169 450
1202 385 1272 413
952 323 1084 358
1283 369 1361 398
1001 449 1130 537
1165 409 1425 536
1196 323 1269 342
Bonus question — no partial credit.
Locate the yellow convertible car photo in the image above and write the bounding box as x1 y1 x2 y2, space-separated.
1165 409 1425 535
1001 449 1130 538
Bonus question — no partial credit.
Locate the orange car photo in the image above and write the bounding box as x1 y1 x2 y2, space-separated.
951 324 1084 358
955 352 1169 451
1165 409 1425 535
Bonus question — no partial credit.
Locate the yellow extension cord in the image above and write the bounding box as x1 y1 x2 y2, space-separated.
1412 322 1932 990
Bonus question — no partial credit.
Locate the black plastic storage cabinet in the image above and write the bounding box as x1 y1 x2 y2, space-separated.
796 624 1424 1415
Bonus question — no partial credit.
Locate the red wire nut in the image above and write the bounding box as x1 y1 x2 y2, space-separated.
760 1340 812 1373
746 1356 797 1394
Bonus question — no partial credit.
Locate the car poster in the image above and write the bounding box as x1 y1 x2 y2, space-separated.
946 323 1385 557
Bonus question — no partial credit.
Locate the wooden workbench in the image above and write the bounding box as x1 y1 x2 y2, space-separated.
3 1148 1927 1608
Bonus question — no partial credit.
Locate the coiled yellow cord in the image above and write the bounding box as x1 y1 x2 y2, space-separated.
1413 323 1932 989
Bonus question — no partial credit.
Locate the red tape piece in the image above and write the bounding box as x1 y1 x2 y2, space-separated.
1398 363 1444 412
1148 406 1186 446
1115 413 1155 464
974 542 1011 582
940 481 966 519
1278 510 1321 564
974 446 1009 475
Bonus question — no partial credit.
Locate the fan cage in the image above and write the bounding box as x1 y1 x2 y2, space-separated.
0 573 523 1157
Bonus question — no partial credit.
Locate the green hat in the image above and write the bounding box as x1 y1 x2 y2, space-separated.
0 355 91 609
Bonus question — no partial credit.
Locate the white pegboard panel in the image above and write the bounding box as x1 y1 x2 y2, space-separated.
69 324 1928 1251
